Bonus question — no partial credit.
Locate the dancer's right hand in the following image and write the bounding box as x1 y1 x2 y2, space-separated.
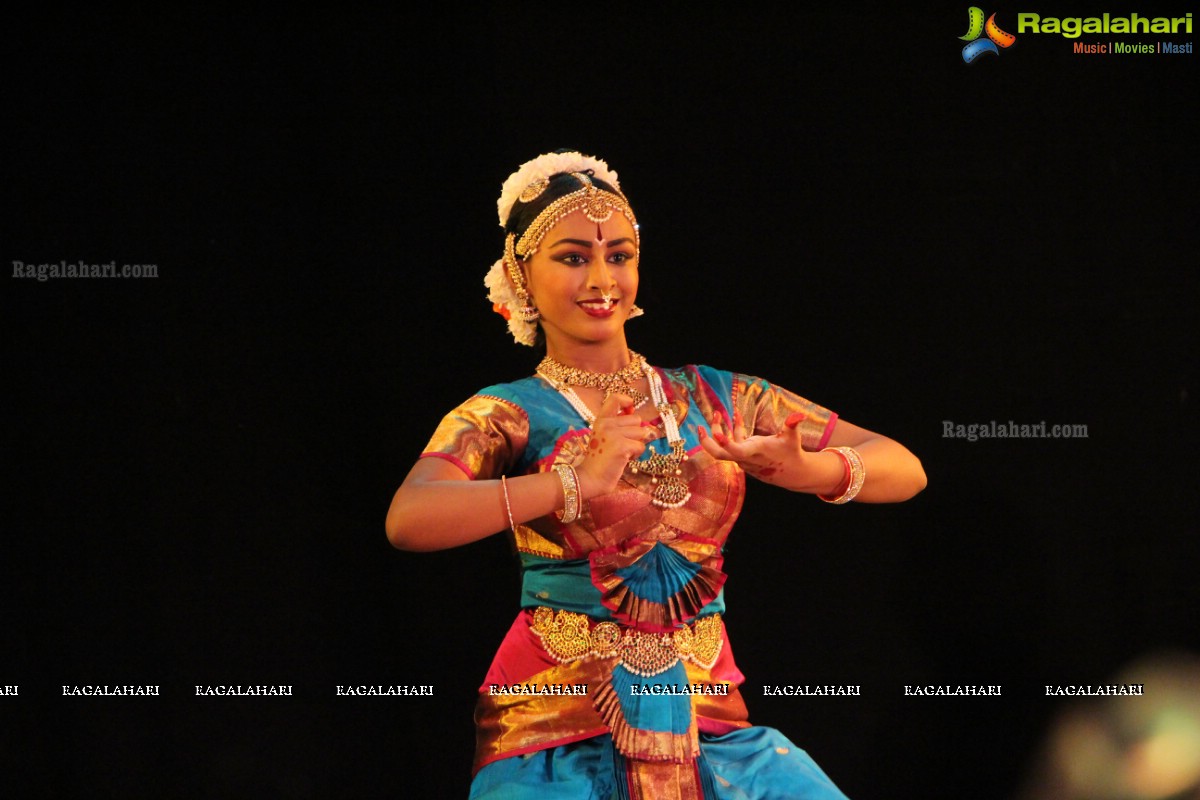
574 393 653 500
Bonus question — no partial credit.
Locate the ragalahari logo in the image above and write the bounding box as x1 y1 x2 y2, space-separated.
960 7 1017 62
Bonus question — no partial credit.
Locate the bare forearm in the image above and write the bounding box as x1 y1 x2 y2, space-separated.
759 436 924 502
386 469 563 552
845 436 926 503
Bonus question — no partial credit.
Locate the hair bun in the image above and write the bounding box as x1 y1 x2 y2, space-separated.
497 152 621 227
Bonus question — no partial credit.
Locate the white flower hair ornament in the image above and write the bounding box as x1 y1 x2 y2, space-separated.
487 152 639 346
485 257 538 346
496 152 621 228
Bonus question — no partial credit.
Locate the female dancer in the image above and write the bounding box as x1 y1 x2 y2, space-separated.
386 151 926 798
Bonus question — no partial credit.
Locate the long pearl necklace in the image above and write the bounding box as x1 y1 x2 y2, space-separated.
537 357 691 509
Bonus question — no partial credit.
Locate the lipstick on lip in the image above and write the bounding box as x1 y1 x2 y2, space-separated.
578 297 618 317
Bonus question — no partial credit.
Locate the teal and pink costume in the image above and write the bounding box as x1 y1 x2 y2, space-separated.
422 364 851 799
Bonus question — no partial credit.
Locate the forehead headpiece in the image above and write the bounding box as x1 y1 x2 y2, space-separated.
503 170 639 280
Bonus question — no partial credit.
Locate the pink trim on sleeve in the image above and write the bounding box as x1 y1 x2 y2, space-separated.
817 412 838 451
418 451 476 480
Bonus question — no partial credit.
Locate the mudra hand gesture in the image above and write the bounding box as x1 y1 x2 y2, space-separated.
699 410 831 492
574 393 656 500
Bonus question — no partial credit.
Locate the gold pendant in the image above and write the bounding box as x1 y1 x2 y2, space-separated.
628 441 691 508
649 475 691 509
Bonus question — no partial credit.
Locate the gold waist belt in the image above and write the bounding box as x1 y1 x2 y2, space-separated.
530 607 723 678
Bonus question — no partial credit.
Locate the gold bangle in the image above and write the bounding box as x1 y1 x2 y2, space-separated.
500 475 516 532
554 464 580 524
818 446 865 504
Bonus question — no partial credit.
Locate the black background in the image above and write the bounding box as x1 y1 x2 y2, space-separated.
5 9 1197 799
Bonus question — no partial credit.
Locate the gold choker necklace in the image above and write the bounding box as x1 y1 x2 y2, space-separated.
536 351 648 404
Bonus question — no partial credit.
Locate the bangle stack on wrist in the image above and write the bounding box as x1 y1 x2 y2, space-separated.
554 464 581 523
818 446 865 504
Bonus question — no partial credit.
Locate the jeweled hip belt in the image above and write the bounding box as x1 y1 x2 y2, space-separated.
530 607 723 677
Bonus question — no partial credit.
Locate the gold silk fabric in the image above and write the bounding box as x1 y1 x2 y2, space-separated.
419 365 836 774
420 367 835 569
421 393 529 481
732 373 835 451
472 617 752 774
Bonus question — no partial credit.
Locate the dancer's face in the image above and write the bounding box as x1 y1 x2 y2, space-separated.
520 210 639 349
